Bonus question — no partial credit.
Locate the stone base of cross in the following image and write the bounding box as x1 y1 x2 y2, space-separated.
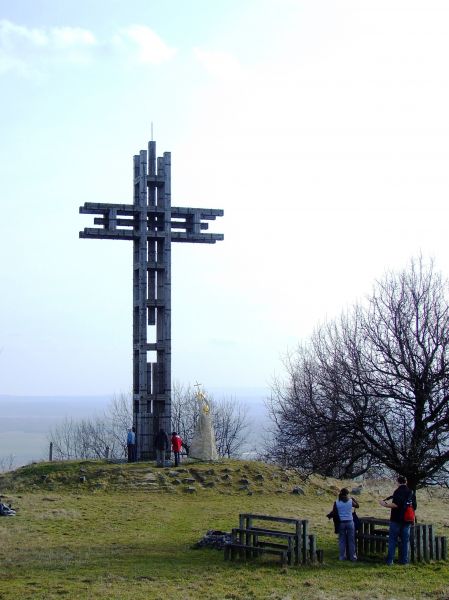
79 140 223 459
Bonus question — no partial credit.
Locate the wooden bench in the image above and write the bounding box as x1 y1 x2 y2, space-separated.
357 517 448 563
224 542 288 565
224 513 323 566
229 527 296 565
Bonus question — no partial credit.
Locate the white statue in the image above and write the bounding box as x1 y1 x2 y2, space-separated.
189 385 218 461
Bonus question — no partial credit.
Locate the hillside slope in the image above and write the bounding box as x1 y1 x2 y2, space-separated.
0 459 448 600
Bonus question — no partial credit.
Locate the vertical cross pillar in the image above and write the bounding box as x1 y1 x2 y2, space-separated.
133 143 172 459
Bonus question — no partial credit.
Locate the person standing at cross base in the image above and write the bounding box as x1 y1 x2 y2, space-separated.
171 431 183 467
154 428 170 467
379 475 417 565
127 427 136 463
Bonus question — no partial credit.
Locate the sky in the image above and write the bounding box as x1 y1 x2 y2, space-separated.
1 0 449 398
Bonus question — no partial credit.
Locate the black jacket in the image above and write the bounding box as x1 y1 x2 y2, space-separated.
390 485 417 523
154 429 169 451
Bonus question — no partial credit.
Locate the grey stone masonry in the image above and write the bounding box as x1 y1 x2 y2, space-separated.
79 139 223 459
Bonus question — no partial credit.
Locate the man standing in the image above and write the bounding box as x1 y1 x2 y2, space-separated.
127 427 136 463
171 431 183 467
379 475 417 565
154 428 170 467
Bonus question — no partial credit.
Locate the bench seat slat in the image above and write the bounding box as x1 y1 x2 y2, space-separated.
233 527 296 539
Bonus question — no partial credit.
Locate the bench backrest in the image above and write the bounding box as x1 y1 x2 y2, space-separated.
239 513 306 531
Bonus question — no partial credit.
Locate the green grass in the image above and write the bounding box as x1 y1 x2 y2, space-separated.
0 460 448 599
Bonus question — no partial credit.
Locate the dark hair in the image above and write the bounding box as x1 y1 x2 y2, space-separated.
338 488 350 501
397 475 407 485
172 431 177 436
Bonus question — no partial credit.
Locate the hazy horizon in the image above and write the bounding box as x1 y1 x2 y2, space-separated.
0 388 269 468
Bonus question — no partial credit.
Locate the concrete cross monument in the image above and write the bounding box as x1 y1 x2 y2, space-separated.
79 138 224 460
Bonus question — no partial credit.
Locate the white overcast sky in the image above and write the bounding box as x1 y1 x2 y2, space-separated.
1 0 449 396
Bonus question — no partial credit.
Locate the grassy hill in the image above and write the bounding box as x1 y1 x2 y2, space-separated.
0 459 448 599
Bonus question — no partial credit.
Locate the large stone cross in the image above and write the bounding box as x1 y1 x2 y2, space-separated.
79 140 224 459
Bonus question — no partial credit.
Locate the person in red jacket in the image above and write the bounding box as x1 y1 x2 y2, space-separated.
171 431 183 467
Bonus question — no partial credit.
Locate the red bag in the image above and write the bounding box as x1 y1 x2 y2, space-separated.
403 505 415 523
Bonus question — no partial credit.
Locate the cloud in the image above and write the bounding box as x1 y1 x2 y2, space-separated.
0 19 97 74
117 25 176 64
194 48 243 80
0 19 176 76
209 338 238 348
0 19 48 47
50 26 96 49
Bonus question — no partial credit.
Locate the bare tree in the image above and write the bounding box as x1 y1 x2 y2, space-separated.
49 417 78 460
268 258 449 490
213 398 249 458
106 392 133 457
265 348 375 477
48 393 132 461
171 382 199 445
0 454 15 473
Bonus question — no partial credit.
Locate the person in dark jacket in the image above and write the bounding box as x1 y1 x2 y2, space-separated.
379 475 417 565
154 428 170 467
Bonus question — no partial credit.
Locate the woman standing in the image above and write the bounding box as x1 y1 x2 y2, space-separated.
171 431 183 467
334 488 359 561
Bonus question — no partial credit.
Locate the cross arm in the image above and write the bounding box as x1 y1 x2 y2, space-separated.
80 202 135 216
79 202 224 243
91 216 211 231
172 232 224 243
79 229 223 242
80 229 135 240
170 206 224 243
79 202 136 240
171 207 224 220
79 203 223 221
